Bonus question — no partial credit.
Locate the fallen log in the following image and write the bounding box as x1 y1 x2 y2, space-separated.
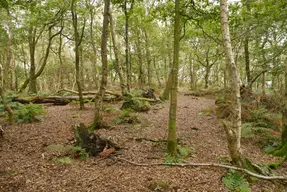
58 88 122 98
12 94 121 105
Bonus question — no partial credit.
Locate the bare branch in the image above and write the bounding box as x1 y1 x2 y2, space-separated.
115 157 287 181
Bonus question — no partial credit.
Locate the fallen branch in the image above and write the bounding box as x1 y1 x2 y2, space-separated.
58 88 122 98
114 157 287 180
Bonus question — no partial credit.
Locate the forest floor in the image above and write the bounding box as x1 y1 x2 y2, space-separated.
0 92 286 192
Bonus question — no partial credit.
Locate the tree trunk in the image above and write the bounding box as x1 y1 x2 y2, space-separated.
135 35 144 89
93 0 110 128
162 72 172 100
220 0 243 167
167 0 180 156
28 27 37 93
109 7 127 96
205 65 210 89
153 57 162 88
124 1 130 91
58 25 64 90
282 58 287 144
72 0 85 110
243 0 251 89
144 30 152 87
5 9 15 91
89 6 99 90
189 53 195 90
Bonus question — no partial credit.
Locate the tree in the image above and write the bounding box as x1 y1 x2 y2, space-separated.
18 2 64 93
109 5 127 96
167 0 180 156
220 0 244 167
71 0 86 110
122 0 135 92
93 0 110 128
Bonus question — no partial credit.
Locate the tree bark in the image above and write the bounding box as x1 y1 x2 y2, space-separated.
4 9 16 91
144 30 152 87
71 0 85 110
153 57 162 88
220 0 243 167
281 58 287 144
28 27 37 93
109 6 127 96
135 33 144 89
167 0 180 156
89 6 99 90
93 0 110 128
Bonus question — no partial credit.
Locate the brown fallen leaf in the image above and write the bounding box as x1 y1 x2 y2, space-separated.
99 147 115 157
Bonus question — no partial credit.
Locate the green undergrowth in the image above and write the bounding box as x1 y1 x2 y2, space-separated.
164 145 194 163
222 170 251 192
121 94 151 112
111 109 139 125
47 144 89 162
14 103 47 123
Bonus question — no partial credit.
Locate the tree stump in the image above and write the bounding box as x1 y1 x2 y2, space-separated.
72 123 118 156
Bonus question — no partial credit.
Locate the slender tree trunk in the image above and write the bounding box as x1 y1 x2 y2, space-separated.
58 30 64 90
124 1 130 91
28 27 37 93
89 6 99 90
109 7 127 96
93 0 110 128
153 57 162 88
262 72 266 95
281 58 287 144
72 0 85 110
220 0 243 166
167 0 180 156
162 72 172 100
243 0 251 89
136 38 144 89
5 9 16 91
205 65 210 89
79 45 85 89
189 53 194 90
144 30 152 87
244 37 251 85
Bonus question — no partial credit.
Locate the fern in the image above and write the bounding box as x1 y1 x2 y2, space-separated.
14 103 46 123
222 170 251 192
111 109 139 125
241 123 272 138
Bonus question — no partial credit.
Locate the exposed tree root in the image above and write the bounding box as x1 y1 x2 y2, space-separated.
114 157 287 180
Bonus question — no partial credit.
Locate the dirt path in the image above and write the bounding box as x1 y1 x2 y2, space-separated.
0 94 283 191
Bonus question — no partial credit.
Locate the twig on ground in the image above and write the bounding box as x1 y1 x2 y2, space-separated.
114 157 287 180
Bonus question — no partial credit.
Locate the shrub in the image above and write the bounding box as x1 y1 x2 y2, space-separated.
14 103 47 123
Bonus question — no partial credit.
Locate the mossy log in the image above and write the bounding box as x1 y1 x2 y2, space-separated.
72 123 118 156
13 94 121 105
58 88 122 98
